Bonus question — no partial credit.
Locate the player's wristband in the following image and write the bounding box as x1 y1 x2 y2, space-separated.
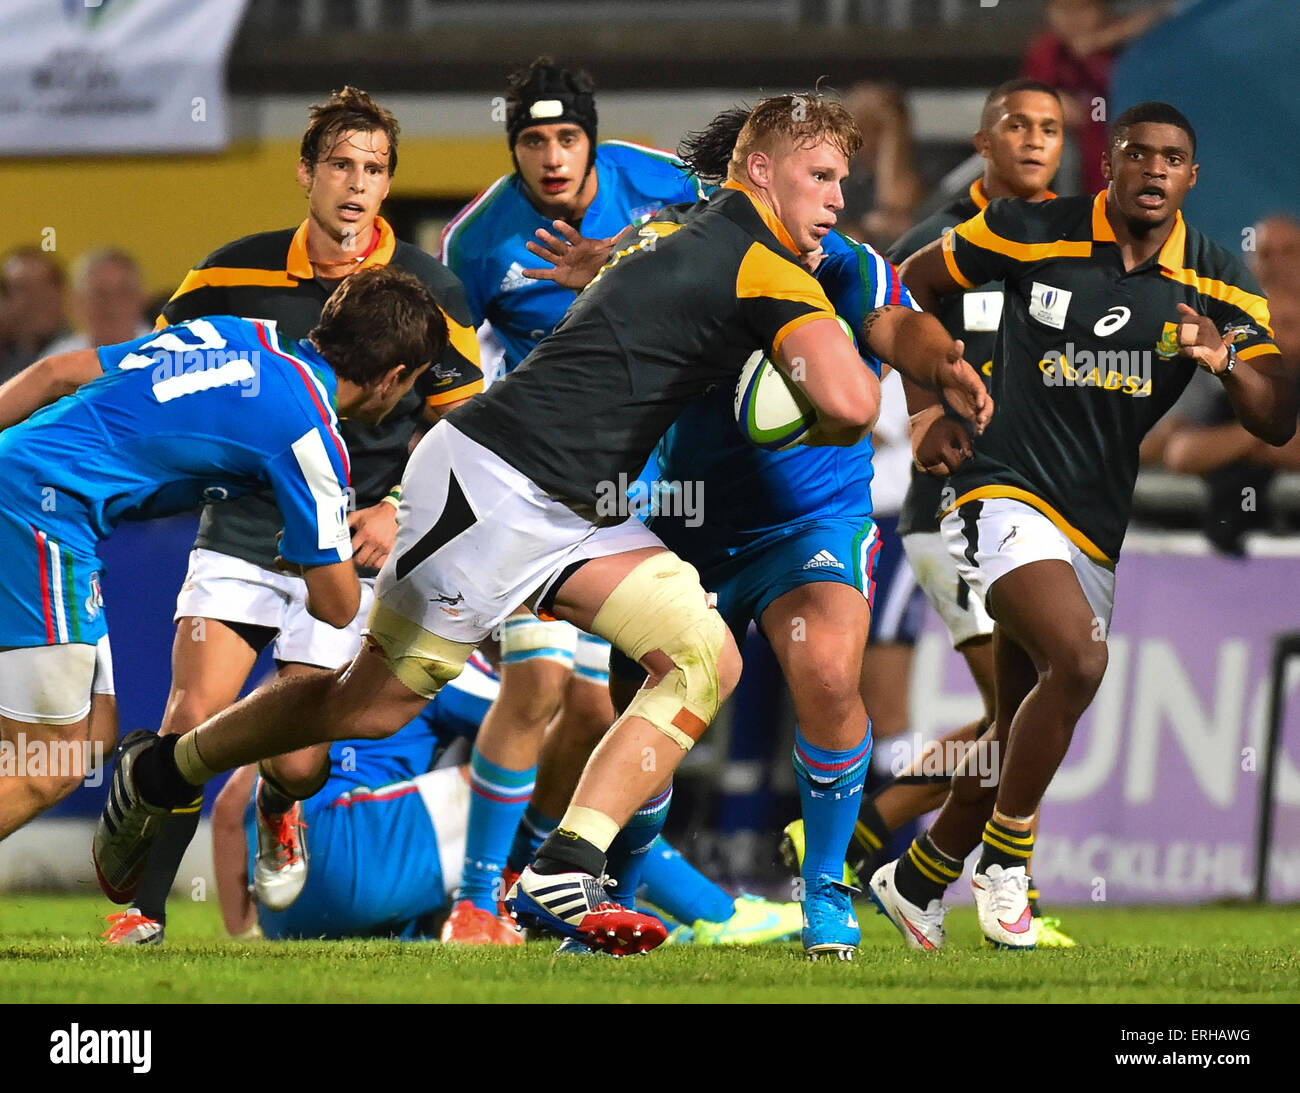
1217 344 1238 379
380 484 403 510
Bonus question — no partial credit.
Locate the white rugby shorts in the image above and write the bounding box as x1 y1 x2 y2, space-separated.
375 422 662 645
902 530 994 647
940 496 1115 627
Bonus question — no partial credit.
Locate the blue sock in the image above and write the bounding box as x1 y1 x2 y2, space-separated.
506 802 558 874
639 837 736 925
460 748 535 912
792 725 872 883
606 784 673 907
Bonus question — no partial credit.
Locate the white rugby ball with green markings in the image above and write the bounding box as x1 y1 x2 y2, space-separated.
733 316 855 451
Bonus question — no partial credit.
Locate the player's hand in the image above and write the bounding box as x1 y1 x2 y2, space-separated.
1176 303 1231 374
913 414 973 476
272 530 306 577
348 502 398 570
800 244 827 274
523 221 616 291
937 339 993 433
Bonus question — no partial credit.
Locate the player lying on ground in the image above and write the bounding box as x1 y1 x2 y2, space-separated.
868 102 1294 950
437 56 705 944
93 92 987 956
781 78 1077 948
205 653 803 945
117 87 482 946
508 100 990 959
0 267 445 844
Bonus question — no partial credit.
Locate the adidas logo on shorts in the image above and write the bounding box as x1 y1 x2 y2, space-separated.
803 550 845 571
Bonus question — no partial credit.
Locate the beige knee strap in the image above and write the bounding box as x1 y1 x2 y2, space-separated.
590 551 726 751
364 600 475 699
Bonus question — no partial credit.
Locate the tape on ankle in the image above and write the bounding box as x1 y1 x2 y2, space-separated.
559 805 621 853
175 732 219 786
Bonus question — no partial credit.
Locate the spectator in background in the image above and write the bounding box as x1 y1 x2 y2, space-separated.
44 249 149 356
0 247 68 384
1253 214 1300 299
1145 214 1300 552
838 82 924 250
1022 0 1171 193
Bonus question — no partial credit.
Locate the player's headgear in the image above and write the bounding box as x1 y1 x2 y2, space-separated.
506 57 598 165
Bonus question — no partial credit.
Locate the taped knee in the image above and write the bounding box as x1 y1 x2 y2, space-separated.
590 552 727 752
364 600 474 699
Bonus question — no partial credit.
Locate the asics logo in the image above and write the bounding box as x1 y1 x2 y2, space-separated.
1093 306 1132 336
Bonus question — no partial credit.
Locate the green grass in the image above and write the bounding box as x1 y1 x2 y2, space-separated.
1 895 1297 1003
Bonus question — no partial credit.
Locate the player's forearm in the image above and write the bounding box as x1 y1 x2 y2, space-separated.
0 349 102 430
212 767 258 937
866 308 957 391
1222 359 1298 447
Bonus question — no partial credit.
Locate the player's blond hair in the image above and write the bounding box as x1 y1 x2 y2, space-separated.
726 93 861 182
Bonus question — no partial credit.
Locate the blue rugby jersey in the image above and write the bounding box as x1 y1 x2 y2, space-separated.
0 315 353 567
441 140 705 375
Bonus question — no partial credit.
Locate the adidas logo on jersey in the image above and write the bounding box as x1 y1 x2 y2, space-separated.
803 550 845 570
498 262 531 293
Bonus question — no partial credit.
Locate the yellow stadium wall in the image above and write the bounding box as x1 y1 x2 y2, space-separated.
5 137 515 296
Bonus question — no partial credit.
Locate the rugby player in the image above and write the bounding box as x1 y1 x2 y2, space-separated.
209 654 802 945
783 79 1078 947
868 102 1294 949
111 88 482 945
0 268 444 845
94 93 988 956
509 102 991 958
437 57 705 943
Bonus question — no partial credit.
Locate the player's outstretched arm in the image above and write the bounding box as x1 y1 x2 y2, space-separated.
1176 303 1297 447
777 317 880 446
0 348 103 430
897 236 961 314
861 305 992 433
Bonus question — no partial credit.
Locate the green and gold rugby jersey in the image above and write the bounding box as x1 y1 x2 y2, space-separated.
161 217 483 570
890 180 1018 537
943 191 1278 563
449 182 838 516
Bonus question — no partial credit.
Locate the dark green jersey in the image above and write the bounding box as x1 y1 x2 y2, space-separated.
161 218 483 570
944 191 1279 562
449 183 838 516
890 180 1003 537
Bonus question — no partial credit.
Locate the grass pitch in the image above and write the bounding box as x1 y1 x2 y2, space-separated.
0 894 1297 1004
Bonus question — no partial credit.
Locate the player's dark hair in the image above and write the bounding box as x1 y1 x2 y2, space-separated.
728 93 861 181
505 56 598 168
678 105 751 185
300 86 400 176
309 266 446 385
980 79 1063 130
1110 101 1197 157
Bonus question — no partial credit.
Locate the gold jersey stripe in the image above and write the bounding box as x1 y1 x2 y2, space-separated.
1161 267 1274 335
946 485 1113 566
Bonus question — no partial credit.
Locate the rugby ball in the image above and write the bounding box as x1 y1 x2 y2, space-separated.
733 316 856 451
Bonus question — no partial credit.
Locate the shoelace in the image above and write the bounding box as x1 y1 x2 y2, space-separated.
273 811 307 867
101 911 159 942
987 873 1028 919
